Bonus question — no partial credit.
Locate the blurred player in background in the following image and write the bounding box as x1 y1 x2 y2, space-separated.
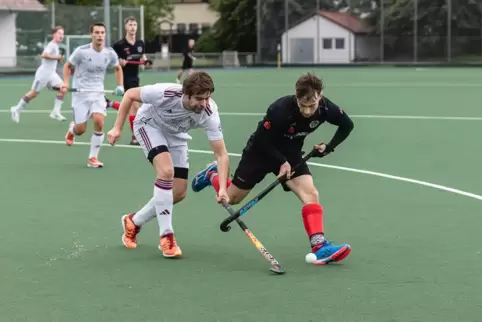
176 39 196 84
192 73 354 266
62 23 124 168
112 16 151 145
106 72 229 258
10 26 66 123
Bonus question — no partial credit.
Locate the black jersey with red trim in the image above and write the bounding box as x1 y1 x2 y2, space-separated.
244 95 354 165
112 38 145 79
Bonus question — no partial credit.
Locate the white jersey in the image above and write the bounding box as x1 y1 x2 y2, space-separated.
37 41 60 74
136 83 223 141
68 43 119 97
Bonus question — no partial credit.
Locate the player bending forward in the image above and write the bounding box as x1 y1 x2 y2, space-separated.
11 26 66 123
62 23 124 168
192 73 355 265
107 71 230 258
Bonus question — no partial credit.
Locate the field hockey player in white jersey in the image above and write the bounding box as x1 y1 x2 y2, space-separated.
107 72 230 258
62 22 124 168
10 26 67 123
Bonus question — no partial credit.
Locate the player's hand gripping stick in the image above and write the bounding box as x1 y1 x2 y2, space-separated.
219 147 319 233
220 200 285 275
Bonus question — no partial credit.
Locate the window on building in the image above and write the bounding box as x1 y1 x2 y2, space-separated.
335 38 345 49
177 23 186 34
189 23 199 34
322 38 332 49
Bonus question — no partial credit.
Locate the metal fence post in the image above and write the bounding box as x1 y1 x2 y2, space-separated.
284 0 288 63
140 5 145 41
447 0 451 62
414 0 418 63
118 5 123 40
256 0 261 62
380 0 384 63
104 0 111 46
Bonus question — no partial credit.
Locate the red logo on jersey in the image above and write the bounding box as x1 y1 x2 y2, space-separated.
126 50 130 55
288 127 295 133
263 121 271 130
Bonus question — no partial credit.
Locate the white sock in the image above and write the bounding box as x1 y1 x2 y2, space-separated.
154 178 174 236
132 197 156 226
88 132 104 158
53 97 63 113
15 97 29 111
68 122 76 135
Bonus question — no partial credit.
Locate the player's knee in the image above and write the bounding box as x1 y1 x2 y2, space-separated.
150 146 174 179
301 187 319 205
92 114 104 132
156 166 174 181
228 191 248 205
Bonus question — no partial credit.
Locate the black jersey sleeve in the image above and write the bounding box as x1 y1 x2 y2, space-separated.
112 42 123 58
253 100 290 166
322 97 354 149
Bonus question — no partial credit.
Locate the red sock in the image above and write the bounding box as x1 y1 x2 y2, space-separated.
177 71 182 79
302 203 325 252
209 171 231 193
129 115 135 134
112 101 120 110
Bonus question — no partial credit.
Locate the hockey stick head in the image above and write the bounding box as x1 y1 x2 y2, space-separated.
270 266 285 275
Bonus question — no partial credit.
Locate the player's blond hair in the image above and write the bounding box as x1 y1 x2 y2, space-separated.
295 73 323 100
182 72 215 96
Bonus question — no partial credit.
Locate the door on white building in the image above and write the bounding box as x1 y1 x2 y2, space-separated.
289 38 314 64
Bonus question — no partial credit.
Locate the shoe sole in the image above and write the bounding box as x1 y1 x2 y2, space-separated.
158 245 182 258
87 163 104 168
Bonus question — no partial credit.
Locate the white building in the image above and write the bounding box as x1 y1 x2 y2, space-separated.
281 10 379 64
0 0 46 68
162 0 219 34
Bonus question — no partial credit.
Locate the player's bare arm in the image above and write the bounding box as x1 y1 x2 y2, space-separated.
113 64 124 89
209 139 230 202
40 52 62 61
61 61 73 91
107 87 141 145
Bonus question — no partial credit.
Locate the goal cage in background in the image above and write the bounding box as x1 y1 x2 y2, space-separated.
65 35 92 58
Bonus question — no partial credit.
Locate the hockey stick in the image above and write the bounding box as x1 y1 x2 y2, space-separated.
221 200 285 275
219 148 318 233
125 60 153 66
50 86 115 94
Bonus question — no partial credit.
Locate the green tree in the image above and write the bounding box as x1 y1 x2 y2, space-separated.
196 0 257 52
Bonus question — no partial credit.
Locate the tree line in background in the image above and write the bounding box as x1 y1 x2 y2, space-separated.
35 0 482 58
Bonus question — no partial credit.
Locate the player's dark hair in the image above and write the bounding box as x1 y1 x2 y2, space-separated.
90 23 106 33
295 73 323 100
124 16 137 24
52 26 63 34
182 71 215 96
